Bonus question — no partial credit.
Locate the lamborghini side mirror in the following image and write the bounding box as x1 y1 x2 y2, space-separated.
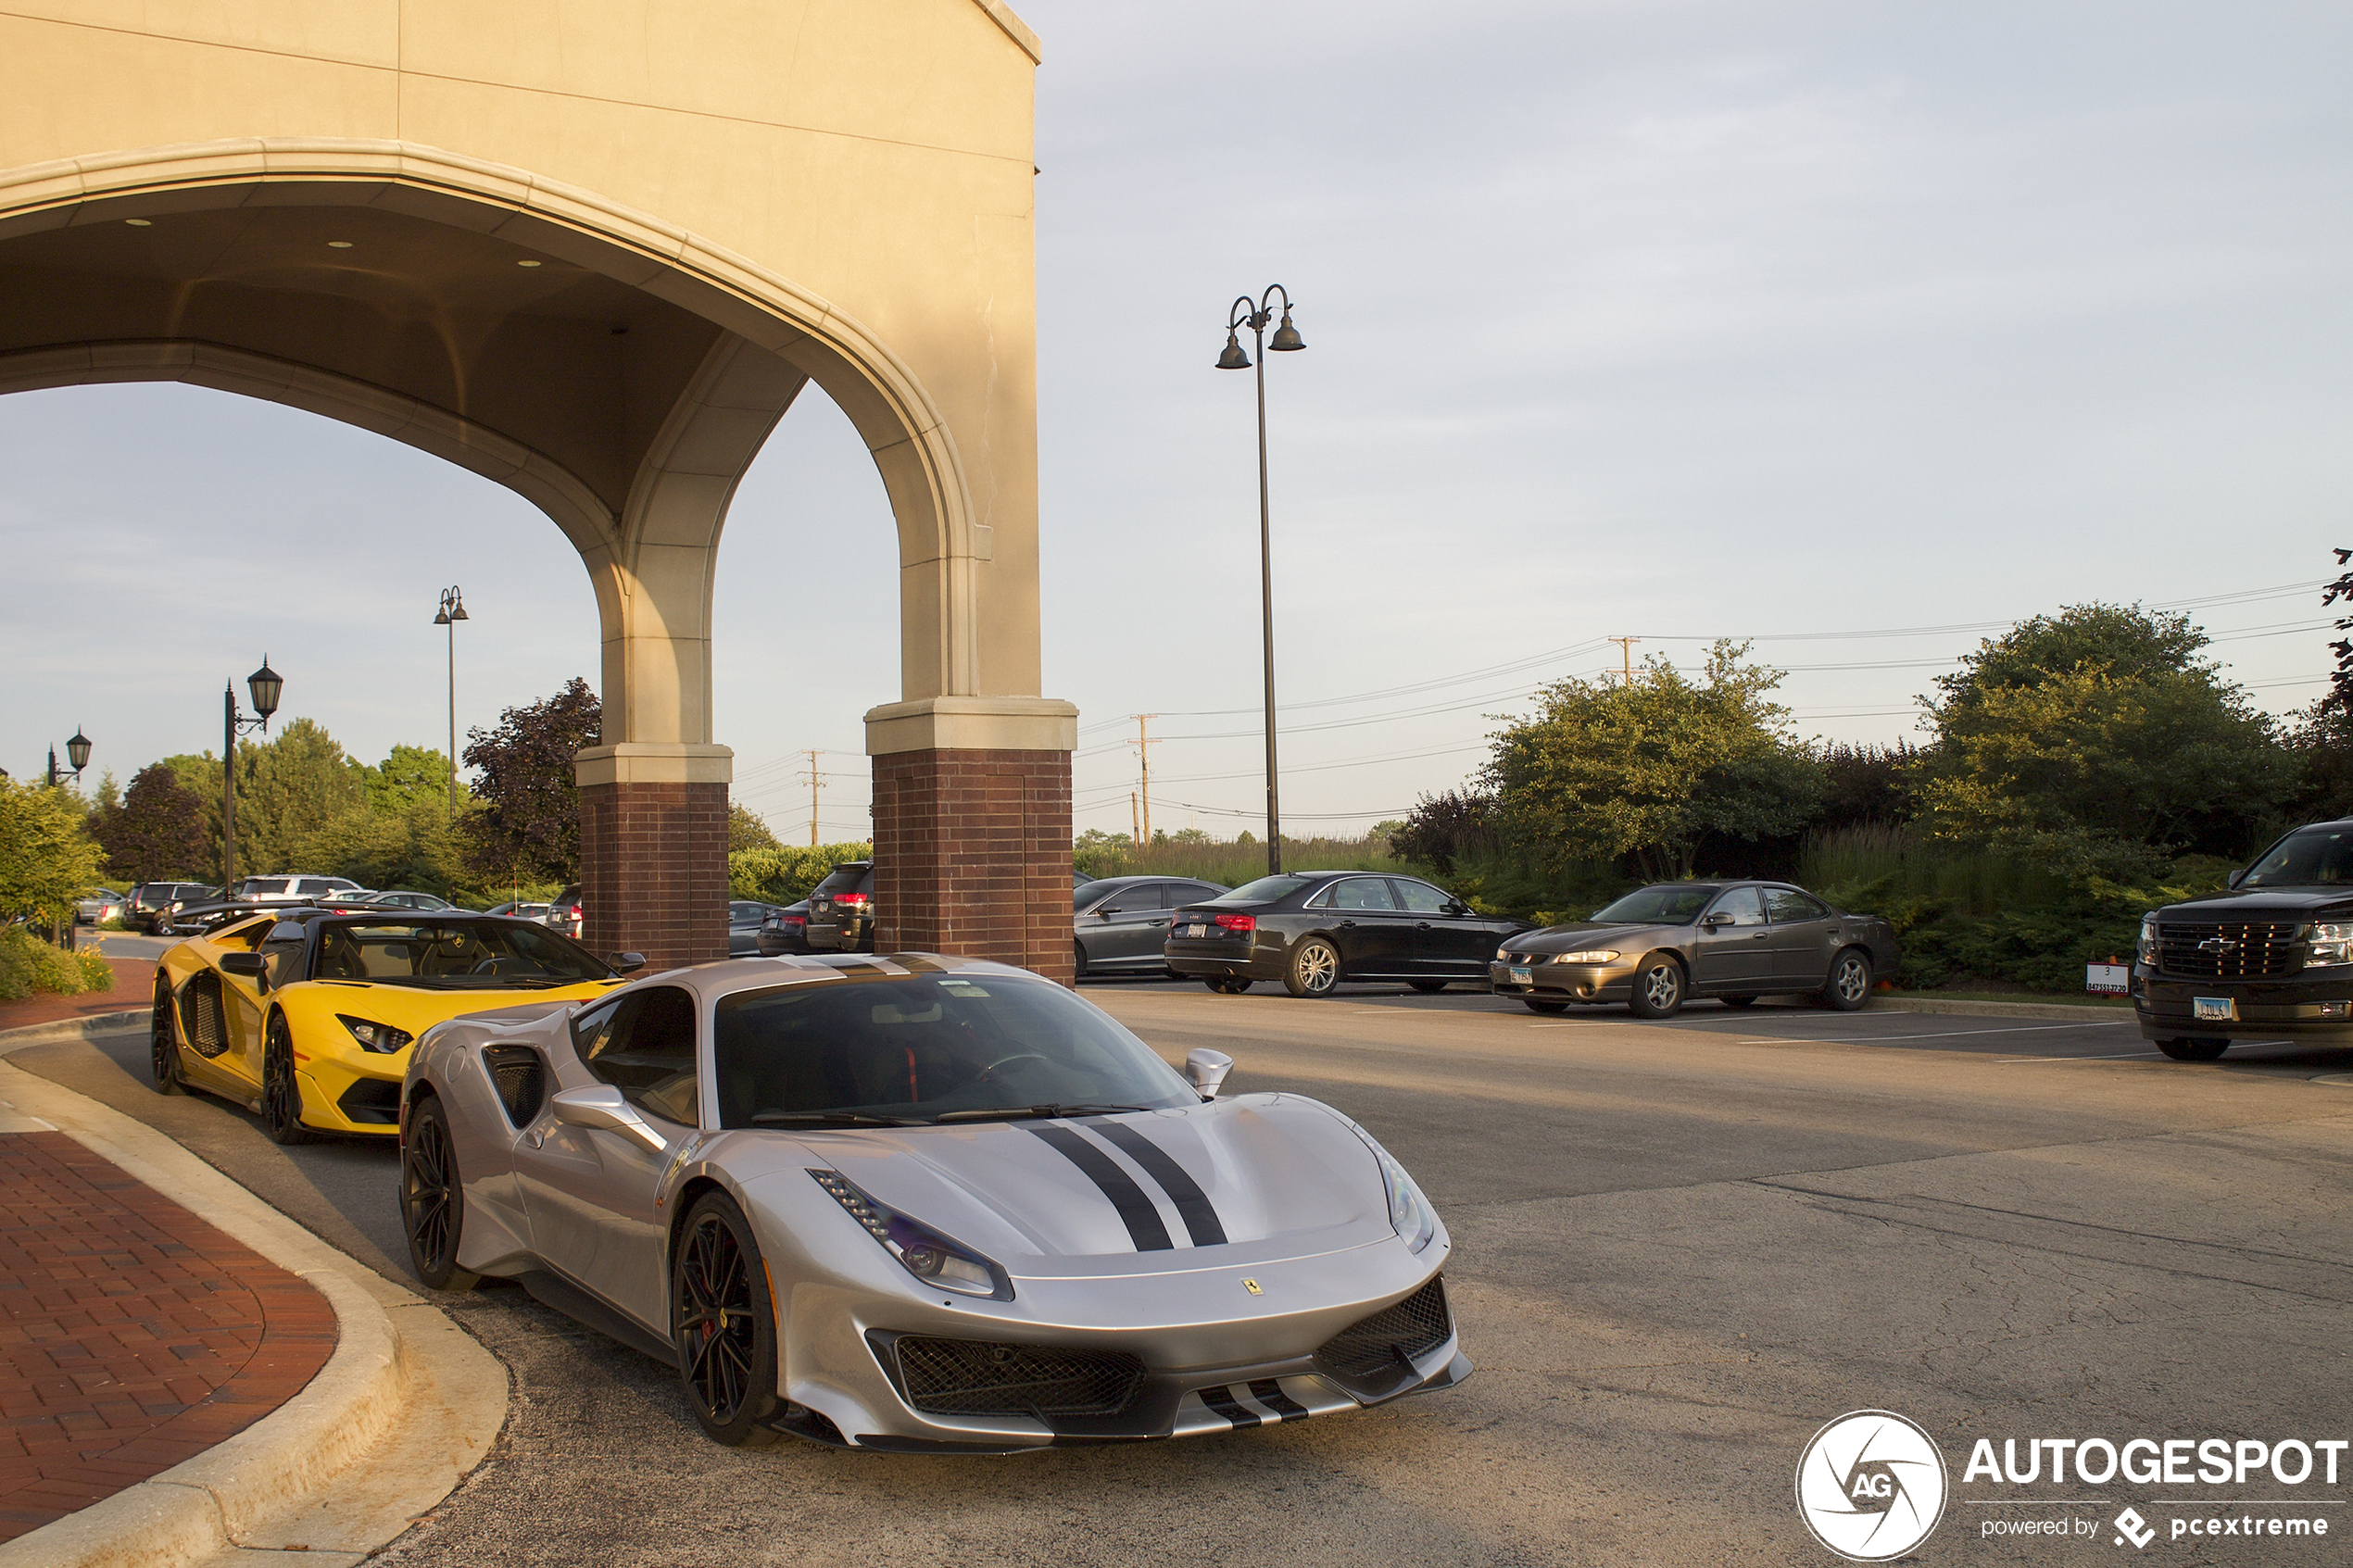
610 952 646 974
1184 1047 1234 1099
220 952 267 991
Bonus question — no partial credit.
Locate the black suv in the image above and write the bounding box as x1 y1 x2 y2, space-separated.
130 882 219 935
805 861 875 953
2135 819 2353 1060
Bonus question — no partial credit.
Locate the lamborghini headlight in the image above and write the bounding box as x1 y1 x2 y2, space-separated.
809 1169 1012 1299
2307 922 2353 969
337 1014 414 1054
1551 949 1619 964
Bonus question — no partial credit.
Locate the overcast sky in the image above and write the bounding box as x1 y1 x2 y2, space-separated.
4 1 2348 843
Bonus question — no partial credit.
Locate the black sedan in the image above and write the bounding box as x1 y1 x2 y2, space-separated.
1074 874 1228 977
728 900 789 957
1165 871 1526 997
1491 881 1901 1019
754 900 813 956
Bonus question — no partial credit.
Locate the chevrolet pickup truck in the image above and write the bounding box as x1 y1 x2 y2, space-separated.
2135 819 2353 1060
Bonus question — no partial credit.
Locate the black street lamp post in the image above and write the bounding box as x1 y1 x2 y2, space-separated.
222 659 283 892
45 728 92 789
1216 284 1305 875
433 586 469 817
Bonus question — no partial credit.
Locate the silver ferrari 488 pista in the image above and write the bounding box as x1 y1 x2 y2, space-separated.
399 952 1467 1450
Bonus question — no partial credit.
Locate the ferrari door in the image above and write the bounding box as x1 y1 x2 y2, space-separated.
514 985 698 1336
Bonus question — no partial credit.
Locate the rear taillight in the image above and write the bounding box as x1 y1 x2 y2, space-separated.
1213 913 1255 932
837 892 869 908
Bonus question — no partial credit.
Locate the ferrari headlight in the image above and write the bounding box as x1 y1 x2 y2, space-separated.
1551 949 1618 964
2307 922 2353 968
337 1014 413 1054
1345 1128 1435 1254
809 1169 1012 1299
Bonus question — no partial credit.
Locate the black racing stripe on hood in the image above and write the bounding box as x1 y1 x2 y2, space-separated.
1026 1125 1174 1251
1088 1122 1227 1247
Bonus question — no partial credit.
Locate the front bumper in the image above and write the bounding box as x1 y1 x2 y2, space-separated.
2135 966 2353 1041
295 1050 405 1136
1487 959 1632 1002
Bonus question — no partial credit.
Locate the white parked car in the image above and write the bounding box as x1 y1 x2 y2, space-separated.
73 887 128 925
232 875 370 906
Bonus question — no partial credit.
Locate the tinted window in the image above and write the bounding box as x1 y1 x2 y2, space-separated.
1765 888 1830 922
577 986 699 1125
1212 875 1317 904
711 973 1195 1128
1330 878 1398 911
242 879 291 897
1392 880 1454 914
729 902 765 922
296 880 334 896
1170 883 1225 905
1592 884 1719 925
259 922 308 985
813 866 869 897
1707 886 1766 926
312 920 612 987
2242 828 2353 887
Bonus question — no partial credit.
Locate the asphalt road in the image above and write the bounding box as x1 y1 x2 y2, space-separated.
10 983 2351 1566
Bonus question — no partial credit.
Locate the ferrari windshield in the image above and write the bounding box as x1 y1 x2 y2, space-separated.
1591 884 1721 925
711 973 1198 1127
2240 827 2353 887
314 919 612 987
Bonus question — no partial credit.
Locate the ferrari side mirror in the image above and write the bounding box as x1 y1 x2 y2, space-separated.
1184 1047 1234 1099
550 1085 667 1152
610 952 646 973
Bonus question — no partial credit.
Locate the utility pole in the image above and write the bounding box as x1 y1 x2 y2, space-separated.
802 750 824 846
1130 791 1141 846
1133 716 1162 846
1609 636 1642 686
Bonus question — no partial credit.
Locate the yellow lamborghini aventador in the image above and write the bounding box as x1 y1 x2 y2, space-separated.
150 907 638 1143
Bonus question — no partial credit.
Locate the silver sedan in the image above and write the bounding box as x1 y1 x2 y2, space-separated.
400 953 1466 1450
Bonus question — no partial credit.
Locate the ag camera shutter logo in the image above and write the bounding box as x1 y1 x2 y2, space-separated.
1795 1410 1950 1561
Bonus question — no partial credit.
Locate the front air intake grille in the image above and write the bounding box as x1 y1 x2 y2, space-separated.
890 1336 1146 1418
335 1076 401 1125
482 1046 547 1126
1315 1277 1453 1380
2157 922 2304 981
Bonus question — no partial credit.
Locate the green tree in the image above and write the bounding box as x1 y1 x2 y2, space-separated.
728 842 872 903
1914 604 2294 879
0 778 105 926
355 745 456 812
1487 642 1821 881
297 797 474 896
235 718 366 874
463 678 601 884
93 763 211 883
729 802 781 853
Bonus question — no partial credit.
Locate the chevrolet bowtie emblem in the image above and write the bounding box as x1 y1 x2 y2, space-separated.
2197 936 2240 955
1242 1278 1263 1296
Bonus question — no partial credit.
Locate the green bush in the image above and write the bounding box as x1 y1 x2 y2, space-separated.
729 843 873 904
0 928 104 1001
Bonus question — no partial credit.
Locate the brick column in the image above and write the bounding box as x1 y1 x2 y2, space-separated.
575 745 732 971
872 748 1073 983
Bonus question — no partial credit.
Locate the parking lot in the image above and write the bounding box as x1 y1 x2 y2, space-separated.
10 982 2350 1565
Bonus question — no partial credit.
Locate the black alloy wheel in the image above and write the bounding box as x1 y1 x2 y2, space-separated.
1524 997 1570 1015
1628 954 1685 1020
402 1096 482 1291
2157 1037 2231 1062
1720 996 1758 1010
673 1192 785 1447
1285 939 1341 999
1823 950 1874 1011
148 972 182 1095
260 1015 321 1145
1073 941 1089 979
1409 980 1450 995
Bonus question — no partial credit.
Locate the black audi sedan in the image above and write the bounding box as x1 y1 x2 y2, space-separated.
1165 871 1526 997
1492 881 1901 1019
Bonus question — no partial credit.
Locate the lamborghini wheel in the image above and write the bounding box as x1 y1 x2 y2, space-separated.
149 972 182 1095
260 1015 320 1145
402 1095 481 1291
673 1191 785 1448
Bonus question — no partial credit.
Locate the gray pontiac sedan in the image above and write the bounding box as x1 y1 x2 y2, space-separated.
1491 881 1901 1019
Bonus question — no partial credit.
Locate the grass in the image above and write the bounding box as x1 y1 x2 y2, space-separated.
1798 822 2067 917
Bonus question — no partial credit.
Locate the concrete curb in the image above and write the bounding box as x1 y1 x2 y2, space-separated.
0 1024 509 1568
0 1010 147 1047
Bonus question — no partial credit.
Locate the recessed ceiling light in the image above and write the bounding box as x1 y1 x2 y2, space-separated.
123 219 152 228
327 240 354 249
517 259 542 268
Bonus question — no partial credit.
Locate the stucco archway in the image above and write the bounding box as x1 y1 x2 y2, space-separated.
0 1 1074 971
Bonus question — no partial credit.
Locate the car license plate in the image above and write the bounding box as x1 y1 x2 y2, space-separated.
1185 923 1207 939
2193 997 2236 1022
1510 967 1532 985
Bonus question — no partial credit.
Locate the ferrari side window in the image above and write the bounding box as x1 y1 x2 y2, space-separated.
580 986 700 1128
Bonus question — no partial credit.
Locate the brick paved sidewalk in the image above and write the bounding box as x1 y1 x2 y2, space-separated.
0 1127 336 1543
0 957 154 1035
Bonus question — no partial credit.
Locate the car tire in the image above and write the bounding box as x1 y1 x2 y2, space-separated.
1074 940 1090 980
1822 949 1873 1011
673 1190 786 1448
2157 1037 2230 1061
1628 954 1685 1019
401 1094 482 1291
1408 980 1450 995
260 1014 321 1145
148 972 182 1095
1524 997 1570 1015
1284 939 1341 998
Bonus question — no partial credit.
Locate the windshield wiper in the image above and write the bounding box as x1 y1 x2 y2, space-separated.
930 1104 1155 1123
749 1110 925 1128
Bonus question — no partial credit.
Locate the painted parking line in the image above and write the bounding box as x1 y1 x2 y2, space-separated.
1730 1022 2137 1045
1995 1050 2166 1064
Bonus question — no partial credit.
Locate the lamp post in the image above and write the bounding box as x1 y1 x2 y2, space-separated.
44 729 92 789
222 659 283 893
433 586 469 817
1215 284 1305 875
